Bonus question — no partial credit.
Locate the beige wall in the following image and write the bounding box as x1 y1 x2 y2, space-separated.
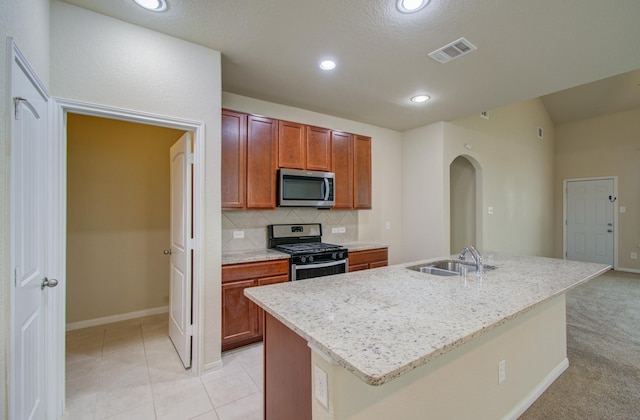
312 295 567 419
51 1 223 368
444 98 556 257
66 114 184 324
554 107 640 270
401 122 446 262
401 99 555 261
221 93 405 264
1 0 51 414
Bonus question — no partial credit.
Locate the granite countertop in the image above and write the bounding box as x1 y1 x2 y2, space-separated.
222 249 290 265
341 242 388 252
244 252 610 386
222 242 387 265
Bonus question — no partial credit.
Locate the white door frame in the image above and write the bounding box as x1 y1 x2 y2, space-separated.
51 98 207 412
562 176 618 269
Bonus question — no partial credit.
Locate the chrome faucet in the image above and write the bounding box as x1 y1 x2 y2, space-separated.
459 246 483 273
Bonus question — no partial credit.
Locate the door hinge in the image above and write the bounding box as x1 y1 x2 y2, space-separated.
188 151 194 165
188 238 195 250
186 324 195 336
14 267 18 287
565 251 568 257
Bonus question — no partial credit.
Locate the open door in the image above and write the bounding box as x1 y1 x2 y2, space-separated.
168 132 193 368
9 41 53 419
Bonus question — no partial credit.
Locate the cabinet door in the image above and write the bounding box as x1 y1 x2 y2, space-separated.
222 279 259 350
353 135 372 209
221 109 247 209
278 120 306 169
306 126 331 171
331 131 353 209
247 115 278 208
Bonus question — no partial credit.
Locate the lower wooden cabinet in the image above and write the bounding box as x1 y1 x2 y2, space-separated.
222 259 289 351
348 248 388 272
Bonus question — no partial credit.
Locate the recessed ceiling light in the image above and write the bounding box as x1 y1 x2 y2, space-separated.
396 0 430 13
132 0 167 12
410 95 430 103
319 60 337 71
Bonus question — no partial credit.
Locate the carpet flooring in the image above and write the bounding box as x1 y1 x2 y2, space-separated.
520 270 640 419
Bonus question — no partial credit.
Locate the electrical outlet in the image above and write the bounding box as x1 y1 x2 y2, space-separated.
314 365 329 408
385 221 391 230
631 252 638 260
488 207 494 215
620 206 626 213
331 227 339 234
233 230 244 239
498 360 506 384
338 227 346 233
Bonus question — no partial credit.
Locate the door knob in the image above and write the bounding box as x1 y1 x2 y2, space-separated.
607 229 613 233
163 249 172 255
41 277 59 290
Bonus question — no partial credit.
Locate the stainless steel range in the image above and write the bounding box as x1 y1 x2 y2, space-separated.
268 223 348 281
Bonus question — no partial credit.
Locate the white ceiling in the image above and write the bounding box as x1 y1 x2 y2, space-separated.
59 0 640 131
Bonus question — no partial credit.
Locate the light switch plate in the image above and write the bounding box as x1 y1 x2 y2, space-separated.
233 230 244 239
488 207 494 215
620 206 626 213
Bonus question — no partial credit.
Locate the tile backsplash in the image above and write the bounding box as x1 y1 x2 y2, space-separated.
222 208 358 251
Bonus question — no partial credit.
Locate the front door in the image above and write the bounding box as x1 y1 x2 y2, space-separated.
566 179 615 265
9 42 53 419
168 132 193 368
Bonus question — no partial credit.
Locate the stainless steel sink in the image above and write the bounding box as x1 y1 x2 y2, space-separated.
407 260 497 277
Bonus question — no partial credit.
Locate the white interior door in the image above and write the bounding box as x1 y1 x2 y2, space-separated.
566 179 615 265
9 43 53 420
168 132 193 368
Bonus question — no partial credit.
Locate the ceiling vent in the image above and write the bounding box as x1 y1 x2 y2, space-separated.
428 37 477 64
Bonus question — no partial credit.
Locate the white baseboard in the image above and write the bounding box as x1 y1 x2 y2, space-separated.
614 267 640 274
503 357 569 420
66 306 169 331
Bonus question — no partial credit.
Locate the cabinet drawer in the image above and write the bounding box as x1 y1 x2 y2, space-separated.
349 248 388 266
222 259 289 283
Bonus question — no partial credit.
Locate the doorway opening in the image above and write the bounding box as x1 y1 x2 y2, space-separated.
450 155 479 254
65 113 185 330
53 99 206 414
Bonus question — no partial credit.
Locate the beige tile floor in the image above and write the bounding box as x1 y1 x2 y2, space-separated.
64 314 264 420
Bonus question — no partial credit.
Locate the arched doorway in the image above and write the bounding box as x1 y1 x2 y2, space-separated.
450 156 477 254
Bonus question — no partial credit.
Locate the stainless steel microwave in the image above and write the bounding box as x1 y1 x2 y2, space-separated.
278 168 335 208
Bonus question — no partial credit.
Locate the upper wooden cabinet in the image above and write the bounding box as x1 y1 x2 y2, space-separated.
221 110 247 209
306 126 332 171
331 131 353 209
221 108 372 211
247 115 278 209
353 135 372 209
278 120 306 170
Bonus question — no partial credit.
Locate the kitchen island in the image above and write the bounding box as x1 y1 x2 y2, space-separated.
245 253 609 419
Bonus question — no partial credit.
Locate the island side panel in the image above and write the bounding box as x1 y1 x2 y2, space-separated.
311 294 568 419
264 312 312 420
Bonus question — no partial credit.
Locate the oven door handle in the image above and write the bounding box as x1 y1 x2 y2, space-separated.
293 259 348 270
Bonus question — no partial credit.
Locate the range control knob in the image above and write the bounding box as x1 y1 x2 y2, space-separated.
309 256 314 262
338 252 345 259
300 256 306 263
332 252 337 259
